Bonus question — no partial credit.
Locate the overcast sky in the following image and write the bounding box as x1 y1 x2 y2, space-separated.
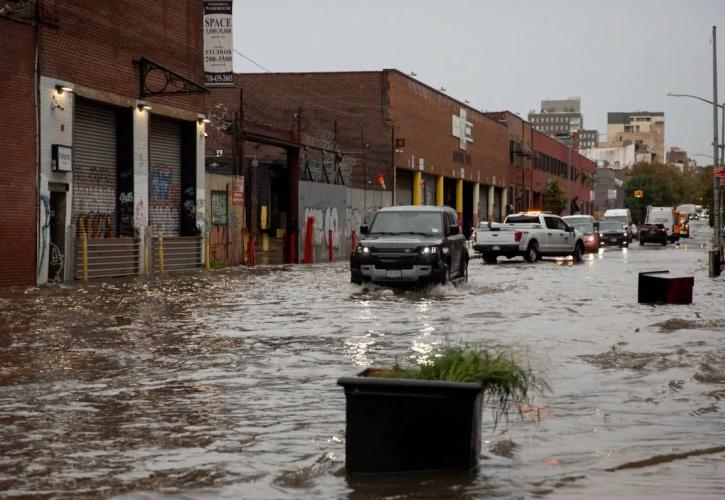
233 0 725 163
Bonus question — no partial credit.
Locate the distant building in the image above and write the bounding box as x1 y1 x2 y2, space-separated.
594 167 625 214
528 97 599 151
605 112 665 163
666 147 695 172
581 144 636 170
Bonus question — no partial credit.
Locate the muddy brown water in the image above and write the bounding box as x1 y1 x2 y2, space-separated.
2 222 725 498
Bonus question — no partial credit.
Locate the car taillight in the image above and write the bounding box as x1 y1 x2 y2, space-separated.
514 231 523 242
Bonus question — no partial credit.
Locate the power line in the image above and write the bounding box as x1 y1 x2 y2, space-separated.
232 47 273 73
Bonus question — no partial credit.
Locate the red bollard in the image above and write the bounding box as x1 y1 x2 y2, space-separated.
247 233 255 266
289 232 297 264
303 216 314 264
328 230 334 262
351 230 357 251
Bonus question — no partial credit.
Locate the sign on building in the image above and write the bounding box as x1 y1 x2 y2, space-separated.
452 108 473 150
203 1 233 86
211 190 228 225
232 176 244 205
607 189 618 200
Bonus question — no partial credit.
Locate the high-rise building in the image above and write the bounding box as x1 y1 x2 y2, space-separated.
528 97 598 150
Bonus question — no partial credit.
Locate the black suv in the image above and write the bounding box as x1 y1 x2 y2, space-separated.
350 206 468 285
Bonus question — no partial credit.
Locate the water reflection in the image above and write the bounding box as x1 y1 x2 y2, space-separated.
0 227 724 497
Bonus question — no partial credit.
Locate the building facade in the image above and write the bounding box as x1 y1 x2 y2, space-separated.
1 0 208 286
528 97 582 139
606 112 665 163
486 112 597 215
206 69 511 264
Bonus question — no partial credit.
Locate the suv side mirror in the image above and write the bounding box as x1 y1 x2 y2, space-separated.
448 224 460 236
360 225 369 235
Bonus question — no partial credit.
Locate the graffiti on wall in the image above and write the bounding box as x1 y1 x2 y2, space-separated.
49 241 64 283
149 163 180 234
77 212 113 239
304 206 340 249
75 183 116 213
133 199 146 230
37 193 50 277
118 191 134 236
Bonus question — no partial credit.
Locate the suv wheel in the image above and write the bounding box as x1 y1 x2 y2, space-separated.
460 257 469 282
440 263 450 285
482 253 497 265
572 242 584 263
524 241 539 263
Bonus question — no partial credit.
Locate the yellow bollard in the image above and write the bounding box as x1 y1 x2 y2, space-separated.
262 232 269 252
158 233 164 276
436 175 444 206
205 236 210 270
81 233 88 282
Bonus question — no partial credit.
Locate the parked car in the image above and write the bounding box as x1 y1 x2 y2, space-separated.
598 219 629 247
639 223 668 246
473 212 585 264
563 215 599 253
350 205 468 285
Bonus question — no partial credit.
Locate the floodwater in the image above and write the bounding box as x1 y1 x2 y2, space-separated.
1 222 725 499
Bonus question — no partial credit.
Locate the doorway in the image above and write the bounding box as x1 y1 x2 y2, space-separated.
48 190 67 282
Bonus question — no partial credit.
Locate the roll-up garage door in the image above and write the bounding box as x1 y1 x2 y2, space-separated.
149 117 183 237
74 100 117 238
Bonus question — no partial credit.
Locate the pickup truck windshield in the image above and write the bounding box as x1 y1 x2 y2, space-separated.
370 211 443 235
506 215 540 224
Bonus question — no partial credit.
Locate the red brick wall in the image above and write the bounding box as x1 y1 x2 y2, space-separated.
533 129 597 205
233 71 390 189
0 18 37 286
39 0 204 112
387 71 509 186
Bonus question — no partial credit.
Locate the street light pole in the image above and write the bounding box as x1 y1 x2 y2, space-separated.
712 25 722 276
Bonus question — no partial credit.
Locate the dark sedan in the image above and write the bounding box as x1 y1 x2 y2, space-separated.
639 223 668 246
598 220 628 247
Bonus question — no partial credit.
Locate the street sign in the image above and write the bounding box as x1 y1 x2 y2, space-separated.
634 190 643 198
715 168 725 177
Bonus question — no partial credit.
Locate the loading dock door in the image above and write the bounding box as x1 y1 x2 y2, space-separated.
73 99 118 238
149 117 183 237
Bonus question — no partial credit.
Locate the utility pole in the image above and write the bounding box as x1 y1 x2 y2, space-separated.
711 25 722 277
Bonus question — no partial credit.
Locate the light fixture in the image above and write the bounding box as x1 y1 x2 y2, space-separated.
55 85 73 94
137 100 152 111
197 114 210 125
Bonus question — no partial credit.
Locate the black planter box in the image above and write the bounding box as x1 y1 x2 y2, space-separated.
338 369 484 474
638 270 694 304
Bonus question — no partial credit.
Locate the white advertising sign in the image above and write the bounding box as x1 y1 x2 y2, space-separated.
203 1 233 86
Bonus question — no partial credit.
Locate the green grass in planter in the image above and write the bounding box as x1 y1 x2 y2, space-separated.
371 346 546 409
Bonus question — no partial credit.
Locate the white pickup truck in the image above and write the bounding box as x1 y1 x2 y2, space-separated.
472 213 585 264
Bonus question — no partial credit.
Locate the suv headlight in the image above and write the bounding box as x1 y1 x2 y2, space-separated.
420 246 439 254
355 244 370 254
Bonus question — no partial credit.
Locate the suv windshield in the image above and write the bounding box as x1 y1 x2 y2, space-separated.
370 211 443 235
603 216 627 225
600 220 625 231
506 215 541 224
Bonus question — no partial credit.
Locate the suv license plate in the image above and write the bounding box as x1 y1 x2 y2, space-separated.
386 270 402 279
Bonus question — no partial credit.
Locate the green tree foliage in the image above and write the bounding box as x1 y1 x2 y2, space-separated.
692 166 715 226
623 163 695 224
543 178 566 215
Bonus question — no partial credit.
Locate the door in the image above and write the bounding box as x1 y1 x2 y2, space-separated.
446 211 463 276
149 117 183 236
543 216 563 252
395 168 413 206
557 217 574 251
48 191 67 282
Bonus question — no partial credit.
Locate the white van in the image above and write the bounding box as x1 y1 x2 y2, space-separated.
646 206 677 242
602 208 634 242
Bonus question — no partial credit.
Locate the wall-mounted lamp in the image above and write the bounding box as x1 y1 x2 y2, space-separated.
55 85 73 94
137 100 152 111
197 114 210 125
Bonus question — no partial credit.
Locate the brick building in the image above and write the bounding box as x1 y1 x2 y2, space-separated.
486 111 597 215
0 9 37 286
1 0 208 285
207 70 511 263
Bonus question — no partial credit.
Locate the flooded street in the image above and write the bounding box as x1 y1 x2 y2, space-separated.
2 222 725 498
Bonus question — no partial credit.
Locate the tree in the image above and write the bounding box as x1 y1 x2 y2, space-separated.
623 163 695 224
543 178 566 215
693 166 715 226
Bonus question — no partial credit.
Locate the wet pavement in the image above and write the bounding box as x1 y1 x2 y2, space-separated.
1 222 725 498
